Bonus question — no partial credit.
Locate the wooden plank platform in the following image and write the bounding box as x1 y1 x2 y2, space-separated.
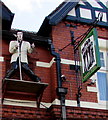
2 79 48 108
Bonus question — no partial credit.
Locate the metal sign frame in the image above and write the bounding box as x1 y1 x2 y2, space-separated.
79 28 101 82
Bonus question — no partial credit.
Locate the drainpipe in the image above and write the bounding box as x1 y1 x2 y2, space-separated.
48 39 67 120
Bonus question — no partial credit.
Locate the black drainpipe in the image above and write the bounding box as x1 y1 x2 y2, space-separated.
48 39 67 120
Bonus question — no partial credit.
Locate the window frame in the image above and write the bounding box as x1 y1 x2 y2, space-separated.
100 51 105 67
99 50 107 70
96 71 108 105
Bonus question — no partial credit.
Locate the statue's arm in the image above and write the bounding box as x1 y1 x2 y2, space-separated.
9 41 18 53
27 42 34 53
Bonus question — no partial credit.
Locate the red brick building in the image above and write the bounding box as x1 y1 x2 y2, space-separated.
1 0 108 120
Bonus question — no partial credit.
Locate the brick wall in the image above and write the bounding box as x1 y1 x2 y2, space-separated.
1 21 108 119
49 105 108 119
2 105 51 120
2 105 108 119
51 21 108 103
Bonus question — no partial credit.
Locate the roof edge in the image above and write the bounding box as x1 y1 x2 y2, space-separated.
37 0 80 37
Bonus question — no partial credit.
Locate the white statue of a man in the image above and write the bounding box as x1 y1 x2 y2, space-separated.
5 31 41 82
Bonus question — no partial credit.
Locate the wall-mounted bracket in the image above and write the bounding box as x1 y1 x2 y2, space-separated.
2 79 48 108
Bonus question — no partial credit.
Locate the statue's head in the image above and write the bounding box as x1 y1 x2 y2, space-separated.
17 32 23 42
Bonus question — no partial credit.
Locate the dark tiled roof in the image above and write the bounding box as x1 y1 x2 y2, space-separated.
2 29 49 46
1 1 14 30
37 0 108 37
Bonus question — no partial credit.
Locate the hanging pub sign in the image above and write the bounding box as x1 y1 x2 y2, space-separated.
79 28 101 82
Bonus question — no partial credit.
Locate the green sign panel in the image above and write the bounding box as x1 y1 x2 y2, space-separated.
79 28 101 82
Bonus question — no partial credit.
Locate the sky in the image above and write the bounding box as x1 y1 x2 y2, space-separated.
2 0 64 32
2 0 108 32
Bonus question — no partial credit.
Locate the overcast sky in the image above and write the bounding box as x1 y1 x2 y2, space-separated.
2 0 64 32
2 0 107 32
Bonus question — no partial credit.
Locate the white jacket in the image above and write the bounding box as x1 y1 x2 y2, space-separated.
9 41 33 63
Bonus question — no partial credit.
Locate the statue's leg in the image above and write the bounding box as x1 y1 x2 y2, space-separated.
5 62 18 79
21 63 41 82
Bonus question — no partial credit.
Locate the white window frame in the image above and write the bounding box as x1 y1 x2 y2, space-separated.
99 50 108 71
96 71 108 105
96 38 108 105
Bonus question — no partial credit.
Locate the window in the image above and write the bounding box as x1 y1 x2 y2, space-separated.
100 52 105 67
97 72 108 101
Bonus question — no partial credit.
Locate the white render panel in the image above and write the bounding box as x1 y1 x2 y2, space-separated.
68 8 76 16
80 8 92 19
36 61 51 68
98 38 108 50
87 0 102 8
3 98 108 110
80 101 107 109
79 0 86 5
3 98 37 108
36 58 55 68
87 86 98 92
61 58 75 65
3 98 51 108
0 56 4 62
36 58 75 68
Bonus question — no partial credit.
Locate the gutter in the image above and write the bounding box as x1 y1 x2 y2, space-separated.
48 39 62 87
48 39 67 120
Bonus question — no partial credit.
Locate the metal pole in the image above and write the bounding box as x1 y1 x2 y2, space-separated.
18 41 22 81
60 94 67 120
48 40 67 120
16 31 23 81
